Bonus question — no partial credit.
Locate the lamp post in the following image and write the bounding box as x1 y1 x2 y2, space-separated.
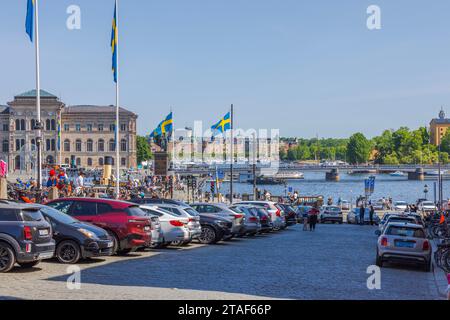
424 184 429 200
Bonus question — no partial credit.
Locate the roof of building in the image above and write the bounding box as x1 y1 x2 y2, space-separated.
64 105 136 116
0 105 9 114
431 109 450 125
15 89 58 98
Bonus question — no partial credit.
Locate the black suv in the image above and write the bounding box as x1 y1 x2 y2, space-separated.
0 201 55 273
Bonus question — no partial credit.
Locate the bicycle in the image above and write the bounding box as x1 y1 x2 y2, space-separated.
435 239 450 273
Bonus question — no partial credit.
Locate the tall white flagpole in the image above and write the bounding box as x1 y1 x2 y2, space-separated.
35 0 43 189
115 0 121 199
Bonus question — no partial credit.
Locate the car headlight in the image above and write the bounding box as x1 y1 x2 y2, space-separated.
215 220 228 226
78 228 97 239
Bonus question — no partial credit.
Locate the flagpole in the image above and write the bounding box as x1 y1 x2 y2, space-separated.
230 104 234 204
35 0 43 189
115 0 120 199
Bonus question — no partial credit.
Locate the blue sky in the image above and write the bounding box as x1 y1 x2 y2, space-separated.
1 0 450 138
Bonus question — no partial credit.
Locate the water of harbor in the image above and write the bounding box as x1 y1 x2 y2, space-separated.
208 172 450 203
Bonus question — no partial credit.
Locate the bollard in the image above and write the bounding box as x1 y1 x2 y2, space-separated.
0 177 7 200
47 187 59 201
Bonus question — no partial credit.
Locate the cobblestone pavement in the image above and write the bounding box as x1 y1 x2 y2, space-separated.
0 224 445 300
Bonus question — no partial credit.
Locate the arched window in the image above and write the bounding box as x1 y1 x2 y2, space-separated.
76 140 82 152
46 155 54 165
31 139 35 146
46 139 51 151
31 119 36 130
98 139 105 152
51 119 56 131
21 119 25 131
51 139 56 151
99 157 104 166
87 139 93 152
64 139 71 152
2 140 8 153
87 158 93 166
120 139 127 152
46 119 51 131
15 155 21 170
109 139 115 152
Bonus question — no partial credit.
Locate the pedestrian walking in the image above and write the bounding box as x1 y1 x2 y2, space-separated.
303 208 309 231
369 205 375 226
308 203 320 232
359 204 365 225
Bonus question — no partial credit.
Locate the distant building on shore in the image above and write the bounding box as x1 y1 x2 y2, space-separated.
430 108 450 146
0 90 137 174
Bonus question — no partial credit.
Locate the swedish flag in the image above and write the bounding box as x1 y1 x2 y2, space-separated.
111 2 118 83
25 0 34 42
211 112 231 134
150 113 173 139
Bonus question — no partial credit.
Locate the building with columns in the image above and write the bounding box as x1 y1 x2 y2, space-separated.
0 90 137 174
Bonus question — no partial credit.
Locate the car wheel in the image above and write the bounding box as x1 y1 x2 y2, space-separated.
376 253 383 267
170 240 184 247
56 240 81 264
148 242 163 249
117 248 133 255
0 243 16 273
18 261 40 269
198 226 217 244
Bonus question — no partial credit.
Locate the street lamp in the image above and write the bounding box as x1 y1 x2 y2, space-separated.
424 184 429 200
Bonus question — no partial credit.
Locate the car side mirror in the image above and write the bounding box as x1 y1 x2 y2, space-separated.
374 230 381 236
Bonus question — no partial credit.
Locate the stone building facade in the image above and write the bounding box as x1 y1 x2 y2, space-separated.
0 90 137 174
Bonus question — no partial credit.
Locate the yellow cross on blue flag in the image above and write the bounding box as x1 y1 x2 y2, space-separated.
211 112 231 134
150 113 173 138
111 2 118 83
25 0 34 42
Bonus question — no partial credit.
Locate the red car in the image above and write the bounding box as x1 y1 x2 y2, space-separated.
45 198 152 255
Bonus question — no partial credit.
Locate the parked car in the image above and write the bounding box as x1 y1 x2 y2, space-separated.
376 222 431 272
393 201 408 212
236 201 285 230
145 213 163 249
140 205 192 248
46 198 152 255
37 205 114 264
418 201 437 212
190 203 245 238
379 215 419 234
253 207 274 233
372 199 386 211
347 208 381 225
0 201 55 273
276 204 297 226
296 205 312 223
196 214 233 244
229 205 261 236
318 206 343 224
153 204 202 242
338 200 350 211
131 198 188 207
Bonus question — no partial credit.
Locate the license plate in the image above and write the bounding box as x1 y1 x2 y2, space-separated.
39 229 49 236
395 241 415 248
38 252 54 259
107 241 114 248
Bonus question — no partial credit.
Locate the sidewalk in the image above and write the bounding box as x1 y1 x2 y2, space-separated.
431 240 449 299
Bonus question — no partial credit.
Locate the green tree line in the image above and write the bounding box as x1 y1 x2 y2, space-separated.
280 127 450 165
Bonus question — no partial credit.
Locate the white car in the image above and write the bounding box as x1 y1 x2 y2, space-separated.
236 201 285 230
140 205 192 247
339 200 350 211
393 201 408 212
154 204 202 241
418 201 437 212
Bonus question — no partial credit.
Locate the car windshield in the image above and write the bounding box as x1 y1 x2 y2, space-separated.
40 206 79 224
386 226 425 238
325 207 340 212
126 206 148 217
20 209 44 222
388 217 415 224
422 202 434 206
395 201 407 205
184 208 199 217
229 206 244 214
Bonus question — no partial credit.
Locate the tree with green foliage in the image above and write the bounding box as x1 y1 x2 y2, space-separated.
346 133 371 164
136 136 153 164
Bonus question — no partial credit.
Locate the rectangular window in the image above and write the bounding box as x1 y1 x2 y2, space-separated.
64 124 70 131
76 124 81 132
121 124 127 131
98 124 104 132
2 124 8 131
87 124 93 132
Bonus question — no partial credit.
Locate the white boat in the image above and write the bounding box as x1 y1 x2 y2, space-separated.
390 171 405 177
427 170 447 176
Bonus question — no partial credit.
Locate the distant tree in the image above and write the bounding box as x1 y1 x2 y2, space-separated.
346 133 371 164
279 149 287 161
287 149 297 161
137 136 153 164
440 131 450 154
383 153 400 165
296 144 311 160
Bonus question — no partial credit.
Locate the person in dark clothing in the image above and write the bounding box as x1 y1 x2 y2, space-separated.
308 203 320 231
359 205 365 225
369 205 375 226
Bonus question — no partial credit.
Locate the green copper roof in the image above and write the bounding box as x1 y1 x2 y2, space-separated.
16 89 57 98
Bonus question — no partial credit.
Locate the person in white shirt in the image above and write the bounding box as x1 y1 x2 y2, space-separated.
75 171 85 196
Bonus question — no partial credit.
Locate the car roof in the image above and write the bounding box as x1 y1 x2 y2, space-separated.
385 222 424 229
0 200 40 211
47 198 136 208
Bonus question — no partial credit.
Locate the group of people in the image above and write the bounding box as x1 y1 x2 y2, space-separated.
301 202 320 232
